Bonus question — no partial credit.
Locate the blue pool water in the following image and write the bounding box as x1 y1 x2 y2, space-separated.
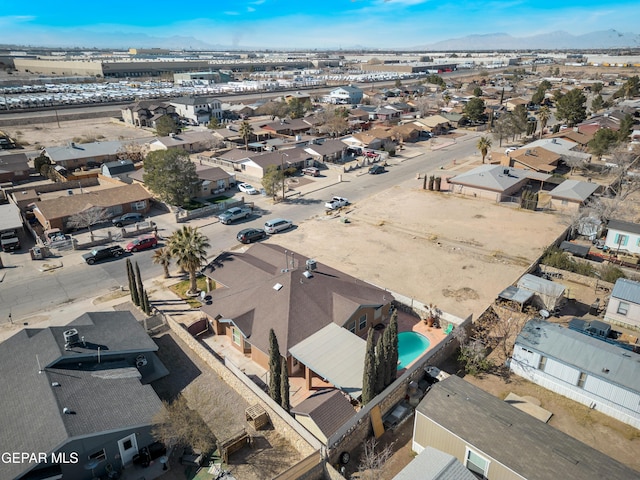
397 332 430 369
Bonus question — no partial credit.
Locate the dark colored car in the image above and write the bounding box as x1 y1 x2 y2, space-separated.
112 213 144 228
369 165 386 175
126 235 158 252
82 245 125 265
237 228 267 244
1 230 20 252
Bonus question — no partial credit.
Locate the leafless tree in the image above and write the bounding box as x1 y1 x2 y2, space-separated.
606 146 640 200
65 207 111 239
563 155 586 175
358 438 394 480
117 141 148 163
316 106 349 137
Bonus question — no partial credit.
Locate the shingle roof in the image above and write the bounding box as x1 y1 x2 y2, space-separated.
34 184 151 221
0 312 163 480
549 179 599 202
448 165 543 192
195 165 233 182
102 159 135 175
305 139 348 157
611 277 640 304
0 152 29 173
417 376 639 480
45 140 127 162
291 389 356 438
392 447 476 480
201 244 391 357
608 218 640 235
153 131 215 148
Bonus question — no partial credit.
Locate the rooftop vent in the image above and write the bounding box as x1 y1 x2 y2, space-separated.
303 270 313 279
273 283 283 291
62 407 72 414
51 382 61 387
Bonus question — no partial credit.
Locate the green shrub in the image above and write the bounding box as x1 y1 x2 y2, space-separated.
600 264 626 283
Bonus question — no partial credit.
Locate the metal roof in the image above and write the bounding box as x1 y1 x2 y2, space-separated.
448 165 550 192
497 285 534 304
516 320 640 392
611 278 640 303
517 274 565 297
289 323 366 399
45 140 126 162
392 446 476 480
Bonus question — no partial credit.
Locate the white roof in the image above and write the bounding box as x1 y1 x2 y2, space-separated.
0 203 22 231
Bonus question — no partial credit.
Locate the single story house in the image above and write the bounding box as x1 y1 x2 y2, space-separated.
411 115 451 135
0 311 167 480
147 131 216 153
604 278 640 331
507 147 561 173
291 389 356 444
194 165 235 198
236 147 313 179
0 152 30 183
342 133 384 150
200 243 392 397
547 179 600 211
446 165 551 202
32 183 152 232
43 141 129 171
605 218 640 255
304 139 347 164
412 375 638 480
0 202 25 239
260 118 314 137
504 96 529 111
526 138 592 164
120 101 175 128
510 319 640 428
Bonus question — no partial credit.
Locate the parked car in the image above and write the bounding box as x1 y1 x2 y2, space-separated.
302 167 320 177
369 165 386 175
238 183 258 195
505 147 518 155
218 206 252 225
112 213 144 228
126 235 158 252
364 151 379 158
325 196 349 210
264 218 293 234
0 230 20 252
237 228 267 244
82 245 125 265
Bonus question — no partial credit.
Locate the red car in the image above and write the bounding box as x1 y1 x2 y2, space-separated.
126 235 158 252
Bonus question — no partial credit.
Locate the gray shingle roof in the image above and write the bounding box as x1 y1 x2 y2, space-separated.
392 446 476 480
102 159 135 175
45 140 127 162
0 152 29 173
417 376 639 480
448 165 538 192
515 320 640 392
608 218 640 235
549 179 599 202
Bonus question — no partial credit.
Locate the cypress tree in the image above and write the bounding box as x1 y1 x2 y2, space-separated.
142 289 151 315
387 310 399 386
362 329 377 404
280 358 290 413
374 335 386 394
268 329 282 405
127 259 139 306
135 262 144 308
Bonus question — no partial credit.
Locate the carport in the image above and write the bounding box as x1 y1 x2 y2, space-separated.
497 285 534 312
289 323 366 399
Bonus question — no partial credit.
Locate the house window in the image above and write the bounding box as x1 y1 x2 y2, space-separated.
88 449 106 462
359 314 367 331
538 356 547 371
614 234 628 247
232 328 241 346
561 199 568 205
465 448 489 478
348 321 356 334
131 200 146 211
577 372 587 388
617 301 629 316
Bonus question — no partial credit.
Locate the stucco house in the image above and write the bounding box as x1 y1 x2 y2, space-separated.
200 243 393 397
0 311 167 480
327 85 363 105
32 183 152 231
510 319 640 428
121 101 175 128
412 375 638 480
604 278 640 331
605 218 640 255
43 141 128 171
304 139 347 164
169 96 222 125
147 131 216 153
547 179 600 211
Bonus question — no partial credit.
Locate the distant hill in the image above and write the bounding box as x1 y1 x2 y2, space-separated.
418 30 640 51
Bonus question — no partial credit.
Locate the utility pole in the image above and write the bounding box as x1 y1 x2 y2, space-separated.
281 152 288 201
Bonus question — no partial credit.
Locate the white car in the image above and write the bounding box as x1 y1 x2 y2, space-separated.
325 196 349 210
238 183 258 195
264 218 293 234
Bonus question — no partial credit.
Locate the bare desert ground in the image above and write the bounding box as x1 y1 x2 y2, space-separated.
276 185 565 321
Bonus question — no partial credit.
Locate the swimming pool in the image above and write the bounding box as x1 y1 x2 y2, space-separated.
397 331 430 369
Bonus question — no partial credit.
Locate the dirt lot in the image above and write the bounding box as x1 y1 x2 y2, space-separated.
278 186 565 321
4 117 155 150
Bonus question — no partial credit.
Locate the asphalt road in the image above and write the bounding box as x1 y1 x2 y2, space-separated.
0 133 480 323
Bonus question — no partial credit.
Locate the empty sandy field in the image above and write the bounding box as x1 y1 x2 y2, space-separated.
275 185 567 321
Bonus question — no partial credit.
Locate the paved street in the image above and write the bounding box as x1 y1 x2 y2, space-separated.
0 132 481 324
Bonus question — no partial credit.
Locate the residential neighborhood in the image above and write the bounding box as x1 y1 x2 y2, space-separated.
1 41 640 480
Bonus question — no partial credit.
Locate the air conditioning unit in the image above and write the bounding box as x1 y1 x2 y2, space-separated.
306 259 317 271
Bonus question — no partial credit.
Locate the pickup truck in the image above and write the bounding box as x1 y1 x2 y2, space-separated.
82 245 125 265
325 196 349 210
218 206 252 225
1 230 20 252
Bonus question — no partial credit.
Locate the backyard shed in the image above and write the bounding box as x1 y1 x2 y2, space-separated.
516 274 565 311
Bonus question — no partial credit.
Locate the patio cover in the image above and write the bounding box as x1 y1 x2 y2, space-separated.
289 323 366 399
498 285 534 305
517 274 566 310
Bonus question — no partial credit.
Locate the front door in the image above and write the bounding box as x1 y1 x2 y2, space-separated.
117 434 138 467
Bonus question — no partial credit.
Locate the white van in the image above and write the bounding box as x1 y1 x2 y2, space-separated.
264 218 293 234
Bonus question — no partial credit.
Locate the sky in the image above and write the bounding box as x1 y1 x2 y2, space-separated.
1 0 639 49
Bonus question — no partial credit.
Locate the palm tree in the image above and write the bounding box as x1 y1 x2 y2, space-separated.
538 106 551 139
168 226 210 295
152 247 172 279
476 136 492 164
239 121 254 151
